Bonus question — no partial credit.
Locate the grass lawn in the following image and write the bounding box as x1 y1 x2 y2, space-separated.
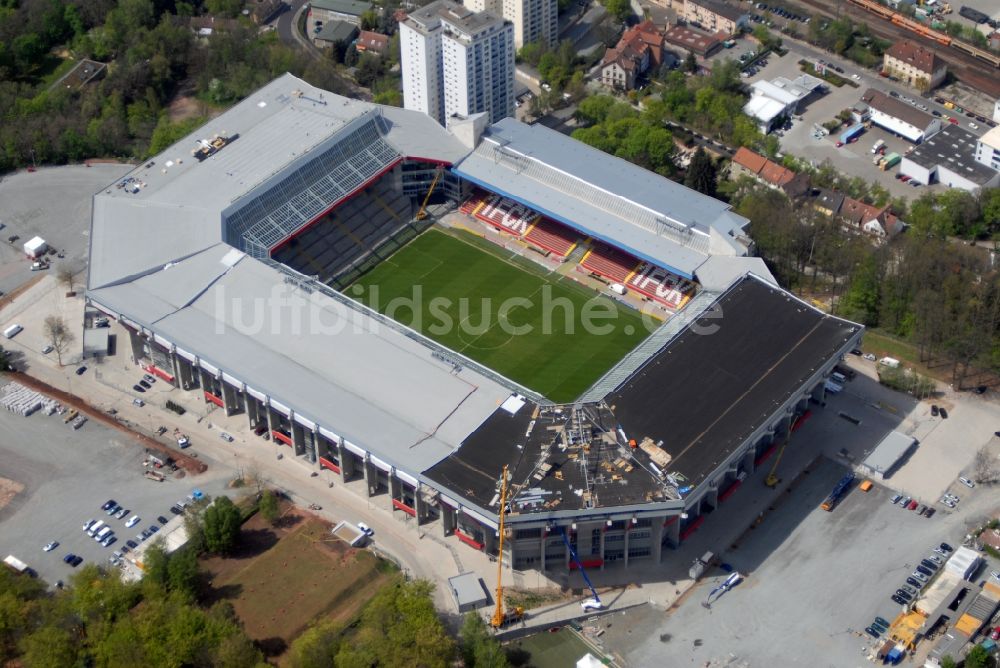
348 229 650 402
200 513 395 658
506 629 605 668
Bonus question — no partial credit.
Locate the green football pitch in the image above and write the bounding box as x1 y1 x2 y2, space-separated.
347 229 650 403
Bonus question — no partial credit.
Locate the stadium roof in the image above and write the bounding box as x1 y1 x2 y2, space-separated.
452 118 751 279
425 275 860 514
89 73 469 288
89 248 511 473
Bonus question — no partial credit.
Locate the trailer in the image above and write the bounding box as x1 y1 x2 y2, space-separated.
22 236 47 259
144 470 165 482
880 152 901 170
3 555 28 573
821 472 856 511
840 123 865 144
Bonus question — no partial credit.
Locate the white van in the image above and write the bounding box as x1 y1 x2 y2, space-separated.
824 379 843 394
3 324 22 339
94 527 112 542
87 520 106 537
831 372 847 384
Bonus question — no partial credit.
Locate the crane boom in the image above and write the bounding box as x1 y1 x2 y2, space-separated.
559 527 602 608
415 166 444 221
491 466 522 627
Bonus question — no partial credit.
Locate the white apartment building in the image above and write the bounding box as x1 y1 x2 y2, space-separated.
466 0 556 48
401 0 514 126
975 126 1000 172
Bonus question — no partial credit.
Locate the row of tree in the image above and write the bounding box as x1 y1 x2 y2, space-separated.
736 182 1000 389
0 0 349 173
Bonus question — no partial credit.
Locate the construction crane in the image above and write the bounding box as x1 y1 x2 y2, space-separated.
491 465 524 628
764 438 789 488
415 165 444 221
559 527 603 612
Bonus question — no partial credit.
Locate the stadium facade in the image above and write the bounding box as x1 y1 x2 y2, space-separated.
87 74 862 573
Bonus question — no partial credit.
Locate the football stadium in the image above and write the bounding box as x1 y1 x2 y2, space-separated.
87 74 862 573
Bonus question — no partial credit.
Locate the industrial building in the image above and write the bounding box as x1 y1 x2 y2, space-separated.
859 88 941 143
860 431 917 480
900 123 1000 193
86 74 861 575
743 75 824 133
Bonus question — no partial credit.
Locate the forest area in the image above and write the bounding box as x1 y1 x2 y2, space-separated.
0 0 349 173
736 182 1000 389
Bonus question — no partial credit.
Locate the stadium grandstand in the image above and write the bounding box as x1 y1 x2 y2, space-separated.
87 74 862 576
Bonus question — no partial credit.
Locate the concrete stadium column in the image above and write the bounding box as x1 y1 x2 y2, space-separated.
264 403 277 435
483 525 498 556
743 448 756 474
169 353 182 389
176 357 197 391
388 474 401 507
441 504 457 536
413 493 423 524
363 457 378 497
198 368 214 397
704 486 719 511
539 533 546 571
599 526 607 571
652 519 664 563
336 440 351 481
811 381 826 404
245 397 260 429
221 382 240 416
622 526 628 568
126 329 145 362
290 418 306 457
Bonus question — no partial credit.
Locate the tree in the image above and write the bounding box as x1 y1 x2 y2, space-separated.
684 50 697 73
460 612 508 667
258 489 279 525
973 444 998 484
57 265 76 293
203 495 242 555
142 542 170 590
19 625 78 668
964 645 990 668
43 315 74 366
684 147 717 198
602 0 631 22
940 656 956 668
167 547 200 597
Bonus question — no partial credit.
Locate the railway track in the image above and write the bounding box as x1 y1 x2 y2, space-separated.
786 0 1000 97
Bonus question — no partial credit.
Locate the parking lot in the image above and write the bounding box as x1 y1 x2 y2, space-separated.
0 164 130 296
603 456 992 667
0 398 232 586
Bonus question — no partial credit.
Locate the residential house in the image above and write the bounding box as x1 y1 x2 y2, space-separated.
356 30 390 54
838 197 903 239
681 0 748 35
600 21 667 90
882 40 947 91
730 147 809 197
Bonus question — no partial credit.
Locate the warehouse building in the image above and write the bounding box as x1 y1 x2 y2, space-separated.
860 431 917 480
860 88 941 144
900 123 1000 193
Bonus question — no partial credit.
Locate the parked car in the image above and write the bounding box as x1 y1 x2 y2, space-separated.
133 384 145 393
920 559 938 571
41 345 53 354
939 407 948 419
915 565 933 577
890 494 902 504
357 522 374 537
126 540 139 549
891 594 908 605
959 476 974 488
75 366 87 375
138 380 151 389
906 576 923 588
106 504 121 516
157 515 168 525
917 504 927 515
924 507 935 518
865 626 881 638
101 534 117 548
133 398 145 407
912 571 928 583
43 541 58 552
143 374 156 384
101 500 116 511
940 543 954 553
115 507 129 520
219 432 234 443
875 617 890 628
125 515 140 528
907 500 919 510
895 589 913 601
931 405 939 416
148 525 159 535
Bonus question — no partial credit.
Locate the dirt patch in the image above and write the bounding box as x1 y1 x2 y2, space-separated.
0 477 25 511
0 274 45 309
14 372 207 474
199 509 395 661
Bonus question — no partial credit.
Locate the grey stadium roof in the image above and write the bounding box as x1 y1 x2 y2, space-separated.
89 73 469 288
452 118 750 279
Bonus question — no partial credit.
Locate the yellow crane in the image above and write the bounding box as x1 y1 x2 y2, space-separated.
415 165 444 221
764 438 788 488
490 465 524 628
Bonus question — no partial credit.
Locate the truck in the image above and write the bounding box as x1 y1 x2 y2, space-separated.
880 152 901 170
821 472 856 511
871 139 886 154
840 123 865 144
144 470 165 482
